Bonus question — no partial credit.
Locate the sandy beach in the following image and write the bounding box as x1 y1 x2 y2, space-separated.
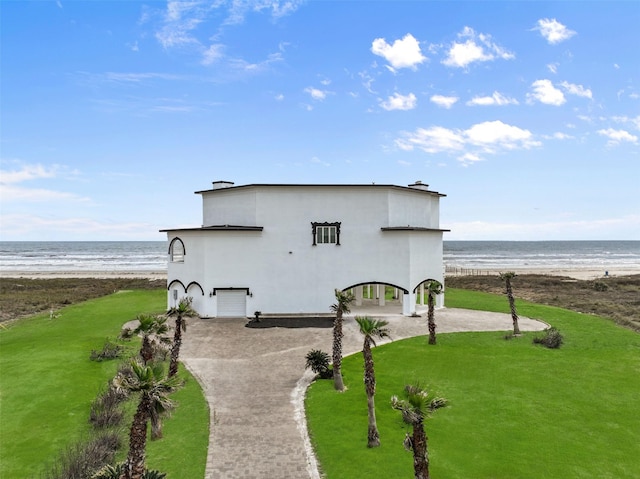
0 270 168 280
2 267 638 281
445 267 640 281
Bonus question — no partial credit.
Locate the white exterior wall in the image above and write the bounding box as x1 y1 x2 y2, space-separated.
166 184 445 317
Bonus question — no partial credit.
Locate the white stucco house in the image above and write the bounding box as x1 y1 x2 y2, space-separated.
161 181 448 318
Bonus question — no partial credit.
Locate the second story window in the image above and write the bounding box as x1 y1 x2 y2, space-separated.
169 237 185 262
312 222 341 246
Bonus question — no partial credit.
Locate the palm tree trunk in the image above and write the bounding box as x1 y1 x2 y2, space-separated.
366 394 380 448
412 421 429 479
333 314 345 391
168 316 183 377
505 279 521 335
140 337 153 364
427 293 436 345
363 340 380 447
122 395 150 479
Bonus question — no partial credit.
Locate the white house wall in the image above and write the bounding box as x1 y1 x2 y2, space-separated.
166 184 445 317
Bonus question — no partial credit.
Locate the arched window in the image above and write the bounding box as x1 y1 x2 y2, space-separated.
169 237 185 262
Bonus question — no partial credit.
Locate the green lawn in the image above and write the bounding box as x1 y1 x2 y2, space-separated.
306 288 640 479
0 289 209 478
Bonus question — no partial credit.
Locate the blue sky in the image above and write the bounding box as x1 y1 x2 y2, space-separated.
1 0 639 241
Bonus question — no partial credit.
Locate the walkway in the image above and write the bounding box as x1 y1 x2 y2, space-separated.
180 306 546 479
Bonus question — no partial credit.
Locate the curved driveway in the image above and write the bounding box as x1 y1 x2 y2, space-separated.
180 306 546 479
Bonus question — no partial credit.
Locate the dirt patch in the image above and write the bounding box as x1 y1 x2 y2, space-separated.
445 274 640 332
0 277 166 322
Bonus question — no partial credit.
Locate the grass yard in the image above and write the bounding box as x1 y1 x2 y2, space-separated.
306 288 640 479
0 289 209 478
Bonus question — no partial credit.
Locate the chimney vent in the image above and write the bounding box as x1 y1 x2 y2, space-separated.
211 181 234 190
408 181 429 190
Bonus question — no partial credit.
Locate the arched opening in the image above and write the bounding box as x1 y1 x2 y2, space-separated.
168 237 185 262
413 278 445 310
340 282 409 315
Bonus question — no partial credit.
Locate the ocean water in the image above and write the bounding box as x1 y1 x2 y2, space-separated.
444 240 640 272
0 240 638 273
0 241 167 272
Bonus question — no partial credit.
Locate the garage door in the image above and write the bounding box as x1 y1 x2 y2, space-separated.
217 290 247 317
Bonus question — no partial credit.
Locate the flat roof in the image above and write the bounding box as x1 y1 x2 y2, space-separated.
195 183 446 197
159 225 263 233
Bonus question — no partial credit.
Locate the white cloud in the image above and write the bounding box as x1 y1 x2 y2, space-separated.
560 81 592 99
534 18 576 44
547 62 559 74
103 72 183 83
597 128 638 146
275 93 284 101
527 79 566 106
444 215 640 241
0 163 87 203
396 126 465 153
380 92 417 111
430 95 458 109
371 33 426 70
611 115 640 130
466 91 518 106
228 52 283 73
0 185 89 203
304 87 328 101
0 163 58 184
226 0 304 25
442 26 514 69
0 214 159 240
457 153 483 166
544 132 574 140
395 120 539 158
201 44 224 65
155 1 206 49
465 120 539 151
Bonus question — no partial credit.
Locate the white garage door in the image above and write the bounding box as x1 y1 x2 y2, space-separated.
217 290 247 318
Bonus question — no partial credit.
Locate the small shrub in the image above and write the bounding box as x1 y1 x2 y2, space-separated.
593 281 609 292
90 339 123 362
89 386 128 429
305 349 332 379
533 327 564 349
42 431 122 479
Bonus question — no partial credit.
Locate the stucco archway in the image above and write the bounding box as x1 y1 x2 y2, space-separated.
413 278 445 309
340 281 409 315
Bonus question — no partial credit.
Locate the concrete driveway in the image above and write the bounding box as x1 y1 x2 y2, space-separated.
180 306 546 479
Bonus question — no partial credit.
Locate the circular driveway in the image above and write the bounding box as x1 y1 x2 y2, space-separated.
180 306 546 479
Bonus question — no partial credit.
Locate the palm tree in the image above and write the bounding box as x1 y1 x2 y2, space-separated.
425 280 443 345
499 272 521 335
355 316 390 448
166 297 198 378
113 360 182 479
330 288 355 391
391 384 447 479
121 314 171 365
